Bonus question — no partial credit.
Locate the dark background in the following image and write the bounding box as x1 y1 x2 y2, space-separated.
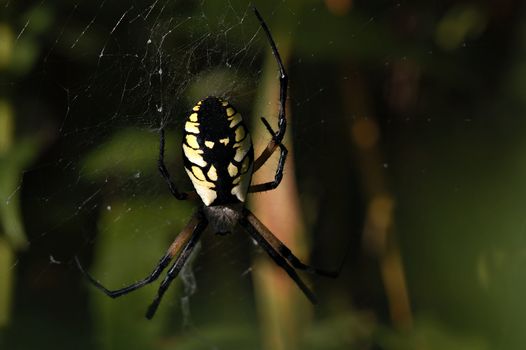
1 0 525 349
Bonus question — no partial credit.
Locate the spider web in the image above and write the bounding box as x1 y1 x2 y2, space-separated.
2 0 431 349
8 0 280 345
6 0 524 349
5 0 348 347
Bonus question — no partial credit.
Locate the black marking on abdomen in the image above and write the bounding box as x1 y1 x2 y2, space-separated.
183 97 254 206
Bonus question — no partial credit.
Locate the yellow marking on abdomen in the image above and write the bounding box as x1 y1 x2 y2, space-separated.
235 125 246 142
185 121 200 134
228 163 238 177
183 144 207 167
185 168 217 205
186 135 199 149
228 113 242 128
233 134 252 162
241 156 251 173
207 165 218 181
226 107 235 117
231 163 253 202
191 166 206 181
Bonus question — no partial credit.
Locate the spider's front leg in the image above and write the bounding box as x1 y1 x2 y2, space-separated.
158 127 195 200
252 7 288 172
249 117 288 193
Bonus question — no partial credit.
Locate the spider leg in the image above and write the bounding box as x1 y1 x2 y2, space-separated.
239 212 318 304
253 7 288 172
244 208 338 277
75 213 201 298
159 128 196 200
249 118 288 193
146 217 208 319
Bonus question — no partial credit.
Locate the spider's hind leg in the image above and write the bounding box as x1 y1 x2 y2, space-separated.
239 208 339 304
75 213 204 313
239 213 318 304
146 216 208 319
243 208 338 278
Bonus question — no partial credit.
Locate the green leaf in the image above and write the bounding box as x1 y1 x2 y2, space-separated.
0 238 14 328
85 197 193 349
82 128 175 181
0 138 40 249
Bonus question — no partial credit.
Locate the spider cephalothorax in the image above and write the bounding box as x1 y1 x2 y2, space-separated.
76 7 335 320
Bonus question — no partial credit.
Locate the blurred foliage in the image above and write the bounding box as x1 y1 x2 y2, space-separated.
0 1 52 331
1 0 526 349
0 238 13 327
89 198 192 350
0 136 38 249
82 128 170 181
435 4 487 51
377 317 490 350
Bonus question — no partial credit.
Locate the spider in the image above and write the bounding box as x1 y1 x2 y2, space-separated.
76 7 335 320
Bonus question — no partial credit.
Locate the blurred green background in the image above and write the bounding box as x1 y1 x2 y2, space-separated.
1 0 526 349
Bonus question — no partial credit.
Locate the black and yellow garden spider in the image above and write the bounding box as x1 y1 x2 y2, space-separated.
76 7 335 320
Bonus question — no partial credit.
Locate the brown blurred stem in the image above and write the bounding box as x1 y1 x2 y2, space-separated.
250 33 312 350
343 68 413 330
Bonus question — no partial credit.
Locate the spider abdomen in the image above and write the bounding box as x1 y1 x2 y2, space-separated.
182 97 254 206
